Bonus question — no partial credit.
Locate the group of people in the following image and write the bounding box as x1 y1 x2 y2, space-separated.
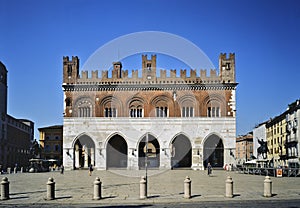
59 164 94 176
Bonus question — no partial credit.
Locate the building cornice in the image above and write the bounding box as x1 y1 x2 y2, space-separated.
62 83 238 92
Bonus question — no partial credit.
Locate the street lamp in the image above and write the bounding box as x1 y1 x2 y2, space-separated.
145 133 148 180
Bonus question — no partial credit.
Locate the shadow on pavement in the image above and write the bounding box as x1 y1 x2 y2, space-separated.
10 190 45 195
90 205 153 208
55 195 73 200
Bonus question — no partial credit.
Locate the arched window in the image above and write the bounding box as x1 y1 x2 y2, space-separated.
79 106 91 117
74 98 93 117
156 106 168 117
100 96 121 118
65 97 71 107
178 95 196 117
150 95 170 118
129 99 144 118
104 107 117 117
207 102 220 117
130 107 143 117
182 106 194 117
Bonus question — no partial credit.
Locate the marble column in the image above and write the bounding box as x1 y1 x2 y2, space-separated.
75 145 80 168
91 148 95 166
84 146 89 168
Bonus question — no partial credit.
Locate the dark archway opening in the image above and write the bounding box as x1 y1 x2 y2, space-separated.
107 135 128 168
203 135 224 168
138 134 160 168
171 134 192 168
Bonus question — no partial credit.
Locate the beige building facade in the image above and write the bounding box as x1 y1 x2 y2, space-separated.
266 113 287 167
38 125 63 165
236 133 253 165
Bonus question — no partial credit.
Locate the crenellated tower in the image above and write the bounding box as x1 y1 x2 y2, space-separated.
113 61 122 78
63 56 80 84
142 54 156 81
219 53 235 83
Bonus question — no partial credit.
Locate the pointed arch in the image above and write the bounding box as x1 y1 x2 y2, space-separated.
104 131 128 148
138 133 160 168
72 133 95 169
170 133 192 168
106 133 128 168
202 132 224 145
203 133 224 168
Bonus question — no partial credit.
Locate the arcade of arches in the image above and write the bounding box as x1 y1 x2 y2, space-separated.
72 133 224 170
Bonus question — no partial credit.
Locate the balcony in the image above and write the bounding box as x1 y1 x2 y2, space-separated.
285 139 298 148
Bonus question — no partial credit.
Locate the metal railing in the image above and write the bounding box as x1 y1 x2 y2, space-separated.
236 167 300 177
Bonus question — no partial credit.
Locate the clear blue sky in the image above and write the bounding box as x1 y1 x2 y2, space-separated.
0 0 299 138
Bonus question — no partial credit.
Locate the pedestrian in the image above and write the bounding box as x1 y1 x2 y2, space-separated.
60 164 64 174
89 164 93 176
207 162 212 176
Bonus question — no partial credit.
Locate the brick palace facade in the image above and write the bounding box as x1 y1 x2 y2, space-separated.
62 53 237 170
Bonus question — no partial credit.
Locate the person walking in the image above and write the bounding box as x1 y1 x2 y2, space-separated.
89 164 93 176
60 164 64 174
207 162 212 176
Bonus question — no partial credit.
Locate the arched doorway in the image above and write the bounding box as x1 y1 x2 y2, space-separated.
203 134 224 168
74 135 95 169
107 135 128 168
138 134 160 168
171 134 192 168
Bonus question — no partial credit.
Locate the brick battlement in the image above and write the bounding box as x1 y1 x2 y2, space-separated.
78 68 219 82
63 53 235 85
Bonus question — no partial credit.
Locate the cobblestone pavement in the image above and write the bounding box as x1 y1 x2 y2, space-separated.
0 169 299 207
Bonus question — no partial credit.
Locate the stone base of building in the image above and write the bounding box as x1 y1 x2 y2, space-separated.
63 117 236 171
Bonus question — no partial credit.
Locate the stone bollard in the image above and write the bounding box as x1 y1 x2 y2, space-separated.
225 176 233 198
139 176 147 199
13 167 17 174
93 177 102 200
1 177 10 200
184 176 191 199
264 176 272 197
46 177 55 200
20 167 23 173
7 168 11 174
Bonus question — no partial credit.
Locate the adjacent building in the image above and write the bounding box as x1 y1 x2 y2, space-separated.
236 132 253 165
62 53 238 170
38 125 63 165
252 99 300 168
0 62 34 170
266 113 287 167
285 100 300 168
